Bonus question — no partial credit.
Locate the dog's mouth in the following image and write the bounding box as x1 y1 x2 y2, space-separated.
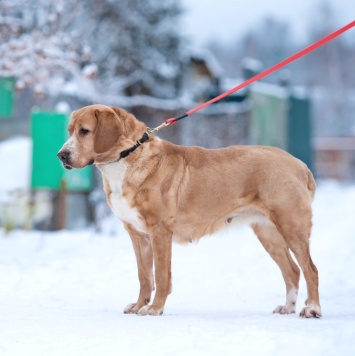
63 163 73 170
62 160 94 170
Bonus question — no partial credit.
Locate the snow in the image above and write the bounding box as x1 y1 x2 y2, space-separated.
190 48 225 78
242 57 263 73
0 136 31 203
0 181 355 355
1 135 355 355
82 64 98 79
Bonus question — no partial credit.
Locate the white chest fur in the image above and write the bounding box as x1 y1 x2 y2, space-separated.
101 161 146 233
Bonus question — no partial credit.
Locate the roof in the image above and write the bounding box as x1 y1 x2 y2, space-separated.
190 48 224 78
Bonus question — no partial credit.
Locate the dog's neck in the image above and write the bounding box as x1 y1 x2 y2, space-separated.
119 130 151 160
99 130 153 166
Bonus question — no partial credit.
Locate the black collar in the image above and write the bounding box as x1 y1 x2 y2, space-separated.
102 131 150 165
119 132 150 159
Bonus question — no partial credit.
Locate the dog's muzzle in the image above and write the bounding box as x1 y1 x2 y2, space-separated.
57 150 73 170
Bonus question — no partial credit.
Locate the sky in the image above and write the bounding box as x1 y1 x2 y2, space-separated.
180 0 354 46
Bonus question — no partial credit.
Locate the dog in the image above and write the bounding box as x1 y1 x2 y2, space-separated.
58 104 321 318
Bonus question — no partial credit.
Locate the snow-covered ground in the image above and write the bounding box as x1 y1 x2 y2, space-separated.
0 136 31 204
1 181 355 356
1 136 355 355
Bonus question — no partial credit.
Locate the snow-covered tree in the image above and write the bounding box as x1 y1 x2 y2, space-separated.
0 0 184 99
81 0 184 98
0 0 96 96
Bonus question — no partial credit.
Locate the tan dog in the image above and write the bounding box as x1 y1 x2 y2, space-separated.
58 104 321 318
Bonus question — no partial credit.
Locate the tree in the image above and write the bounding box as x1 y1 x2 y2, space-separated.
303 0 355 136
0 0 95 95
208 16 293 84
82 0 184 98
0 0 184 99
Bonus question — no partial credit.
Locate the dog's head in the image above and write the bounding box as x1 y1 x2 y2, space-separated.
57 104 146 169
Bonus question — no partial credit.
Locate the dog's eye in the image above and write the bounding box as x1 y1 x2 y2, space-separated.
79 128 90 136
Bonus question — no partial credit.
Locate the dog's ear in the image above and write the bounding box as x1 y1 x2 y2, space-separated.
93 107 122 154
110 106 146 140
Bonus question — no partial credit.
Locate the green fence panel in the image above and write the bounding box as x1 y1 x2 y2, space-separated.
249 90 288 150
0 77 15 118
288 95 313 172
31 111 92 191
31 112 66 190
63 162 92 191
249 87 314 173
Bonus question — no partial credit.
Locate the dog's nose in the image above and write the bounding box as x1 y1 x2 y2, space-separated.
57 150 69 163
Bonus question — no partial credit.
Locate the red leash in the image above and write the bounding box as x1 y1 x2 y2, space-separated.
165 20 355 125
123 20 355 159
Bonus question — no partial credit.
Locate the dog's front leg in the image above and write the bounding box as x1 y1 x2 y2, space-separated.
138 223 172 316
123 223 154 314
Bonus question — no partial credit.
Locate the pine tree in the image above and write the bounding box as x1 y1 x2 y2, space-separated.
83 0 184 98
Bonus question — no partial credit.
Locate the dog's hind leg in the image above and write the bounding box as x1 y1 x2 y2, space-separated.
273 208 322 318
123 223 154 314
252 223 300 314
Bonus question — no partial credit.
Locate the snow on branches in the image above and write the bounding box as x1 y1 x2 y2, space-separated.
0 0 96 96
0 0 184 99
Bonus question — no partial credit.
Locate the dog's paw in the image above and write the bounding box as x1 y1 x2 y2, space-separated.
273 304 296 314
137 305 164 316
299 305 322 318
123 303 143 314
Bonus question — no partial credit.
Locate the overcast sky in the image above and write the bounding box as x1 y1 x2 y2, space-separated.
180 0 354 46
